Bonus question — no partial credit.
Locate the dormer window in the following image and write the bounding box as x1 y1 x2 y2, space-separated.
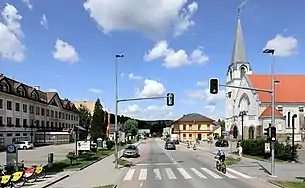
17 88 25 96
0 82 8 92
240 66 246 78
229 70 233 80
299 106 304 112
31 92 38 100
277 105 283 112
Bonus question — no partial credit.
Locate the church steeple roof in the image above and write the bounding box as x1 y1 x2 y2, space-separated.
230 9 247 65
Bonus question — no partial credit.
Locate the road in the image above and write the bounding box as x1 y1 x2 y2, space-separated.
118 138 274 188
0 143 75 166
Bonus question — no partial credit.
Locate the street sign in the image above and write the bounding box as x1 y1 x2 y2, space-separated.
6 144 18 166
265 143 270 153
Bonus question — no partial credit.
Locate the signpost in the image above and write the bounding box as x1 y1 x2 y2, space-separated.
6 144 18 166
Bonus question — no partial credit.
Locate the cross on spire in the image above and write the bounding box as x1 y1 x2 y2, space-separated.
237 8 240 19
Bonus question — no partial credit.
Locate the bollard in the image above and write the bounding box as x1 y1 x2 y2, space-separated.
48 153 54 168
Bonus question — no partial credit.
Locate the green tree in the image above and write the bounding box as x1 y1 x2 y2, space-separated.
218 119 225 131
78 106 91 129
124 119 138 136
90 99 106 141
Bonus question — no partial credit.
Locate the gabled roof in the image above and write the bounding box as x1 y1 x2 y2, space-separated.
259 105 283 118
248 74 305 103
175 113 214 123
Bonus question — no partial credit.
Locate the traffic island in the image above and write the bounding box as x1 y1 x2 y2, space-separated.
92 184 116 188
225 157 241 166
114 158 132 168
269 180 305 188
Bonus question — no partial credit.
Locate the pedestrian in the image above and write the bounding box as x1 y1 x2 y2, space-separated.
238 144 243 158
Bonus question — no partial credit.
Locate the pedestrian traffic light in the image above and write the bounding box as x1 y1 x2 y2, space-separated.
264 127 270 138
167 93 174 106
209 78 219 94
270 127 276 142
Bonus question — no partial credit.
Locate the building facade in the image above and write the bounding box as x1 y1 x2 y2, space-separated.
172 113 217 142
0 74 80 147
225 13 305 141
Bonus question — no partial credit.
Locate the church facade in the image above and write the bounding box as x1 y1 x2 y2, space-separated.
225 13 305 142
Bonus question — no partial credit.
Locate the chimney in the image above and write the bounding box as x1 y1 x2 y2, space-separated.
0 73 3 76
34 86 40 90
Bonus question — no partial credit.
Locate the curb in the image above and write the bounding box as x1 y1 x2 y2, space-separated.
41 174 70 188
267 181 286 188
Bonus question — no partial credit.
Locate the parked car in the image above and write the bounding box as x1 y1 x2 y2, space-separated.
123 144 140 158
165 141 176 150
215 140 229 147
14 141 34 150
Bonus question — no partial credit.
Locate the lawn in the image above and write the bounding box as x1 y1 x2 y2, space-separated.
225 157 241 166
92 185 115 188
271 180 305 188
115 158 132 167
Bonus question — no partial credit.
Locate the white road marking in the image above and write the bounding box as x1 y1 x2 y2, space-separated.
154 163 173 166
222 172 237 179
139 169 148 180
153 168 162 180
165 168 177 179
124 169 135 180
135 164 150 166
177 168 192 179
227 168 252 179
190 168 207 179
201 168 223 179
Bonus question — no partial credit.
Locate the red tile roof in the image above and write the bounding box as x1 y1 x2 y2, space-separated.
259 105 283 118
248 74 305 103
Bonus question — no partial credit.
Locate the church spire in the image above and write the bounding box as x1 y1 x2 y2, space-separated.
230 8 247 65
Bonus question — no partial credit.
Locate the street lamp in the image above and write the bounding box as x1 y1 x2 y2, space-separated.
292 114 297 162
114 54 124 169
239 111 247 140
263 48 276 177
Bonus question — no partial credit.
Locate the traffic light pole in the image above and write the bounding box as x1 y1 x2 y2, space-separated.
219 84 276 177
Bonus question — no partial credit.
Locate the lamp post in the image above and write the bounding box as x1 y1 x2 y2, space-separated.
263 48 276 177
292 114 297 162
114 54 124 169
239 111 247 140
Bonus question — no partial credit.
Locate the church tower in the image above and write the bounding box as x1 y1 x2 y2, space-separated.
225 9 252 131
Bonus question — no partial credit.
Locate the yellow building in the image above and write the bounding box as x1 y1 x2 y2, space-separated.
73 101 95 115
171 113 218 142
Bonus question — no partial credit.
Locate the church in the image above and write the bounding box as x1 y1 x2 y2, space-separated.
225 12 305 142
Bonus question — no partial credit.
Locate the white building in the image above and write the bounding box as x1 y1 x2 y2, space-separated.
0 74 80 147
225 12 305 141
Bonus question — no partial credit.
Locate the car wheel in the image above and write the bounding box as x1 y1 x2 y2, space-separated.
23 146 27 150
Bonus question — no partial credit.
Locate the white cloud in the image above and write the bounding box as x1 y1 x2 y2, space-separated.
187 88 225 105
40 15 48 29
0 4 25 62
53 39 79 63
180 99 195 105
145 105 172 111
88 88 103 94
120 73 125 77
121 104 174 120
46 88 58 92
204 105 215 113
22 0 33 10
128 73 143 80
144 41 209 68
137 79 166 98
196 81 207 86
264 34 298 57
121 104 142 114
83 0 197 38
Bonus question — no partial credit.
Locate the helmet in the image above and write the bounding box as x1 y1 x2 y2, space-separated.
218 148 222 151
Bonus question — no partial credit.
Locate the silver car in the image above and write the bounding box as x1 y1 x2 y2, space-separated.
123 144 140 158
165 141 176 150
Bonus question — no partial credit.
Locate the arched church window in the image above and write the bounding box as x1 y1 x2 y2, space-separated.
240 66 246 78
239 97 249 112
230 70 233 80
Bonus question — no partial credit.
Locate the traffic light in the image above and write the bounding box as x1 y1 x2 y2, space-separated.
209 78 219 94
264 127 270 138
270 127 276 142
167 93 174 106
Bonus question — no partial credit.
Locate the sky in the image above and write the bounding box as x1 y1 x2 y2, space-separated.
0 0 304 121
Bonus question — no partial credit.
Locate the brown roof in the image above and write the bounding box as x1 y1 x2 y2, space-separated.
174 113 214 123
0 74 78 113
259 105 283 118
248 74 305 103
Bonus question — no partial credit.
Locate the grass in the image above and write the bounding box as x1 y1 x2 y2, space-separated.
231 152 285 163
271 180 305 188
115 158 132 167
225 157 241 166
92 185 115 188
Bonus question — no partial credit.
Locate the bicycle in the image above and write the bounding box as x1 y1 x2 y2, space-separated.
214 156 226 174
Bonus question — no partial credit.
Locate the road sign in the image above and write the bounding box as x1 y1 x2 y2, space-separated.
6 144 18 166
265 143 270 153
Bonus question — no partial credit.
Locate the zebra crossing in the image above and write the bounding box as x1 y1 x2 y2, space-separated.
123 167 252 181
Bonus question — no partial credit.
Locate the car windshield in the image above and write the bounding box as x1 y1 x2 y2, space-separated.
126 145 136 150
167 142 174 144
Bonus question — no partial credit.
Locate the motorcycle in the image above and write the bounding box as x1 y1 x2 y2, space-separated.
0 165 26 188
32 165 46 179
17 161 37 183
214 156 226 174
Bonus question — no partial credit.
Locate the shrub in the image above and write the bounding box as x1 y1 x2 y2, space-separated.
106 140 114 150
66 151 77 166
239 138 299 162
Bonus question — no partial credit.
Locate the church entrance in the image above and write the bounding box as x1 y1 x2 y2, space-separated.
249 126 255 139
233 125 238 139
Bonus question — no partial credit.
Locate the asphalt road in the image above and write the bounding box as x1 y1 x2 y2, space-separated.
119 138 274 188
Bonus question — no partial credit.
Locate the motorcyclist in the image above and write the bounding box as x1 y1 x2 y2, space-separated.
215 148 226 162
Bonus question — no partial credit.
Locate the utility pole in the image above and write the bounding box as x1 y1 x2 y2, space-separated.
292 114 297 162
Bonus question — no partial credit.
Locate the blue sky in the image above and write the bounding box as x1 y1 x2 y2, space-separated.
0 0 304 121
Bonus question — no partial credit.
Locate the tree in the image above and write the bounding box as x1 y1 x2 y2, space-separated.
218 119 225 131
78 106 91 139
90 99 106 141
124 119 138 136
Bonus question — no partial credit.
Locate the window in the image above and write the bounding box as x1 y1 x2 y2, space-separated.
36 107 40 115
68 114 70 120
36 120 40 127
30 119 34 126
23 133 27 136
16 118 20 126
59 122 61 127
15 133 20 136
46 109 49 117
0 82 8 92
23 119 27 126
29 105 34 114
0 99 3 109
46 121 49 127
0 116 3 125
23 104 27 113
189 134 192 137
240 66 246 78
7 133 12 137
198 125 201 130
55 111 58 118
15 102 20 112
7 117 12 125
41 120 45 127
299 106 304 112
59 112 61 118
207 124 211 130
76 116 78 121
31 92 38 100
183 134 186 138
17 88 25 96
65 113 68 119
55 122 58 127
7 101 12 110
51 122 54 127
189 125 192 130
277 105 283 112
51 110 54 117
62 113 65 119
41 108 45 116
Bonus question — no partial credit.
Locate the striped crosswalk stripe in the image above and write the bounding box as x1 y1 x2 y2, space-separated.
139 169 147 180
190 168 207 179
124 169 135 180
227 168 252 179
201 168 223 179
165 168 177 179
153 168 162 180
177 168 192 179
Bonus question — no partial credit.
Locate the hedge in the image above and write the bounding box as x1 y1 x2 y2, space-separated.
238 138 299 162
